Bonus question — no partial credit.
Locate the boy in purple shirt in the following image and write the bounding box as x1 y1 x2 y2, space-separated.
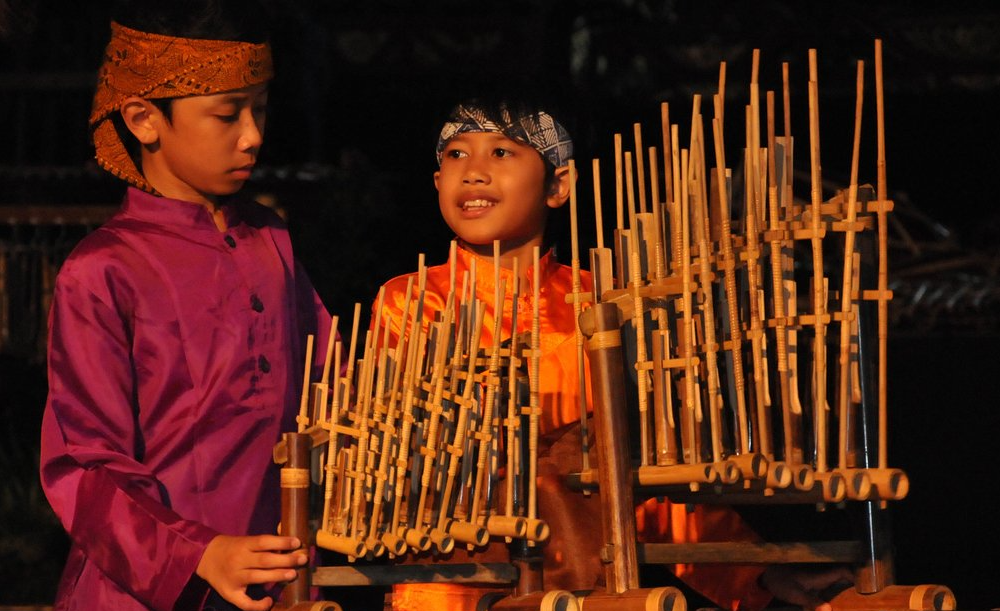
39 2 331 609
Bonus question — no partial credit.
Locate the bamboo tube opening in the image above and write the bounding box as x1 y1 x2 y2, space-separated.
765 462 792 489
714 461 741 485
838 469 873 500
827 584 956 611
542 589 580 611
728 453 768 479
577 587 687 611
523 517 551 542
815 471 847 503
445 519 489 547
380 531 406 556
647 587 687 611
364 538 386 559
789 463 816 491
315 530 365 558
427 527 455 554
400 527 430 552
483 515 529 538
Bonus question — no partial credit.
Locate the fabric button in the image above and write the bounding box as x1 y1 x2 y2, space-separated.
258 355 270 373
251 295 264 312
225 235 236 248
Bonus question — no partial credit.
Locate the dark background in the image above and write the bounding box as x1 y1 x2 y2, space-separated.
2 1 999 608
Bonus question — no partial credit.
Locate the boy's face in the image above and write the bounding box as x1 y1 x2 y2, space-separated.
140 83 268 206
434 131 564 250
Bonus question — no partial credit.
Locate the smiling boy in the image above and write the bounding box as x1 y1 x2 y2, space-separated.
39 3 331 610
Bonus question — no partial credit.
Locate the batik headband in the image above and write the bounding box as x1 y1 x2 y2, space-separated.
436 104 574 169
89 21 274 192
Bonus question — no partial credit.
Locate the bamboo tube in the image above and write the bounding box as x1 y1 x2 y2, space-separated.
278 432 311 605
504 258 521 539
297 334 315 432
321 340 344 534
413 292 456 543
828 584 955 611
629 240 652 466
390 318 431 552
591 158 614 301
678 144 700 468
717 60 727 129
838 61 865 472
648 148 667 281
578 586 687 611
614 133 628 290
745 54 772 458
583 302 639 593
651 331 678 466
368 278 414 553
625 151 638 239
469 280 507 539
316 314 339 425
634 122 648 214
808 49 830 473
439 302 488 550
835 467 873 500
874 39 889 471
670 126 683 274
528 247 542 534
711 113 750 454
489 590 582 611
662 102 674 213
765 91 798 469
348 328 376 542
568 160 592 473
689 117 722 464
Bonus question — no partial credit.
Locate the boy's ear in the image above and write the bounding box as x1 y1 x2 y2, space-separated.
119 96 160 146
433 170 441 192
545 165 572 209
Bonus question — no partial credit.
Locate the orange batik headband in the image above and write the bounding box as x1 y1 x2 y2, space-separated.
89 21 273 192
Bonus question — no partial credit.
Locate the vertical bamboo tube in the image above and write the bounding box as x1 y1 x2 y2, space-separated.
874 38 889 472
584 301 640 593
569 160 592 473
711 113 750 455
808 49 830 473
837 61 865 470
279 432 311 605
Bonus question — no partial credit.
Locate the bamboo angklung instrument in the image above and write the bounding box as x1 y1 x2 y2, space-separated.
689 112 725 471
568 160 593 475
766 91 815 492
711 106 752 464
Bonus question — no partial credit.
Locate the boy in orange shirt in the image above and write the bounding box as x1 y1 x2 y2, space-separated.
373 97 847 611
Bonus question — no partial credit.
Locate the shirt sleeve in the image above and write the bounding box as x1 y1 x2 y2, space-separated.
39 272 217 611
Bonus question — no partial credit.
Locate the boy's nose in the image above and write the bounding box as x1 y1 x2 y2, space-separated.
462 162 490 184
238 112 264 152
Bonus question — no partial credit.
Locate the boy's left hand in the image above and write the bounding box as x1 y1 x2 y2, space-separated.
759 564 855 611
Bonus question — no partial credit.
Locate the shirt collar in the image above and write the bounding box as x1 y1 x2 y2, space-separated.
450 242 559 296
120 186 240 231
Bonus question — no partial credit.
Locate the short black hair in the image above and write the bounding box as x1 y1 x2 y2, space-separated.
110 0 272 43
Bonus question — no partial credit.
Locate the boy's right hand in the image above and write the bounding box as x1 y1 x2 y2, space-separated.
196 534 308 611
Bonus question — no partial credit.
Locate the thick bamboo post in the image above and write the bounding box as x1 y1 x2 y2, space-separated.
279 432 311 606
583 302 640 593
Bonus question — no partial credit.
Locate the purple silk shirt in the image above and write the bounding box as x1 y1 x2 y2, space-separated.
40 187 331 610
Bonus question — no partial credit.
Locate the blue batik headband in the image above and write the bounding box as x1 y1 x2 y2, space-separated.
436 104 574 169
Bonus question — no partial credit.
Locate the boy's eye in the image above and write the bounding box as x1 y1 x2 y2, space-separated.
216 112 239 123
493 148 513 158
445 149 468 159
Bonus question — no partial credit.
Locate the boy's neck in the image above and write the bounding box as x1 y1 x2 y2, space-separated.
458 236 546 290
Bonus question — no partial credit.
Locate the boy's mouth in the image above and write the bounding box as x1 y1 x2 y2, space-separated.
461 199 497 211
